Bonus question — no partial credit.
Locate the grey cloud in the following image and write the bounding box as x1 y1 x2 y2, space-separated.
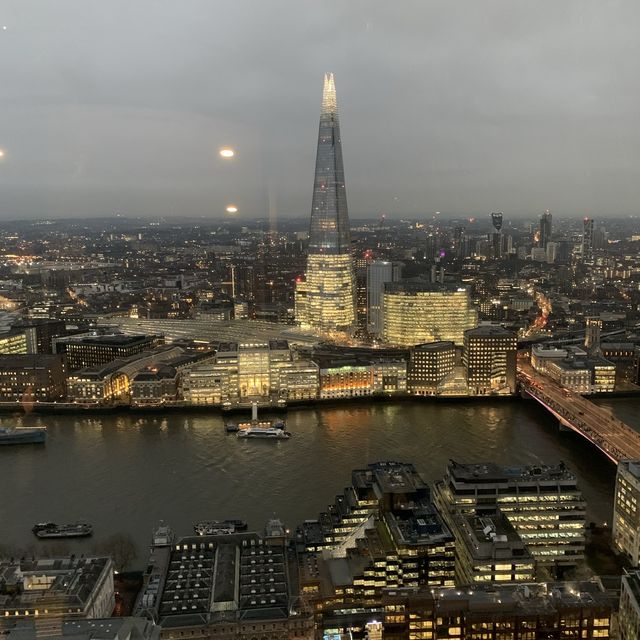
1 0 639 220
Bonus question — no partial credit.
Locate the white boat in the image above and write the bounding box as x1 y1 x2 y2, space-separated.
235 401 290 440
237 424 291 439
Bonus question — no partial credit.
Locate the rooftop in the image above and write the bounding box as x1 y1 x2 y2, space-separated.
0 557 112 615
0 355 63 370
465 326 516 338
1 617 160 640
382 580 611 614
384 280 468 295
448 460 577 484
456 511 532 561
131 365 177 382
96 318 322 348
157 534 291 627
412 341 456 352
60 334 158 347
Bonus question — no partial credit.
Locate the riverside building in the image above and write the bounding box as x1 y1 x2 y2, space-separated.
317 582 612 640
462 325 517 394
54 333 162 371
612 460 640 565
297 462 455 613
434 460 586 572
295 73 356 334
619 570 640 640
382 282 477 347
134 531 312 640
407 341 456 395
450 510 536 585
0 557 115 623
67 346 183 405
0 354 67 402
182 340 318 407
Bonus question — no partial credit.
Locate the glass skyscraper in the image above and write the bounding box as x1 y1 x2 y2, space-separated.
539 209 553 248
295 73 356 333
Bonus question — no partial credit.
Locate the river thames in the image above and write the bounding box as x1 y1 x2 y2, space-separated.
0 397 636 561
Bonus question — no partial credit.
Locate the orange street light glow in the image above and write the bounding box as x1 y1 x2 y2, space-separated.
0 149 5 158
219 148 235 158
226 205 238 214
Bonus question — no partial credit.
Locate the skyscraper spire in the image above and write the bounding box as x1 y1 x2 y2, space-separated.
308 72 351 255
321 72 337 113
295 73 356 334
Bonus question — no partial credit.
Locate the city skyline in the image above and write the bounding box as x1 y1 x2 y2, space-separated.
2 4 640 636
1 1 639 220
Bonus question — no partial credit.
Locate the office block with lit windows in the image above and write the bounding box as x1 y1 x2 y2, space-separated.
382 282 477 347
407 341 456 395
434 460 586 572
0 354 66 402
462 326 517 394
298 462 455 617
613 460 640 565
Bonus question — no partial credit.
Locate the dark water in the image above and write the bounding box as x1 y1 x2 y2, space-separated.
1 398 636 561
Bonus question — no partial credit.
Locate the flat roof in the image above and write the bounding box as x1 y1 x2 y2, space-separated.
449 460 577 483
465 326 516 337
62 334 157 347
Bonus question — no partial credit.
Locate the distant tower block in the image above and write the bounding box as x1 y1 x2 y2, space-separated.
582 217 595 261
539 209 553 249
295 73 356 333
584 316 602 351
490 212 504 258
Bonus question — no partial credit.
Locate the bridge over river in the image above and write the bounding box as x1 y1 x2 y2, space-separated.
518 359 640 464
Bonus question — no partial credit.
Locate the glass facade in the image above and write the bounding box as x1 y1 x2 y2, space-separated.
296 73 355 333
382 284 477 347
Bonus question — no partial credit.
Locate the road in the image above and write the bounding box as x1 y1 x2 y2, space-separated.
518 358 640 463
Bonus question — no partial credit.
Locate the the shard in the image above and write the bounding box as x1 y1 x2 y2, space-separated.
295 73 356 333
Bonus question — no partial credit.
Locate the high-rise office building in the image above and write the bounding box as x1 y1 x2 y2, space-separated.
435 460 587 571
382 282 477 347
490 212 503 258
317 582 612 639
539 209 552 248
407 341 456 395
582 217 594 261
353 254 370 337
297 462 456 604
612 460 640 565
367 260 402 337
463 326 517 394
620 570 640 640
295 73 355 333
453 225 468 259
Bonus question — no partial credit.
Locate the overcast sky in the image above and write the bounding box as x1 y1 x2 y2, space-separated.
1 1 639 221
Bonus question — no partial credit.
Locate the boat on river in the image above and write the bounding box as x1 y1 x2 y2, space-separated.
237 424 291 439
32 522 93 539
0 425 46 445
193 519 248 536
235 402 290 440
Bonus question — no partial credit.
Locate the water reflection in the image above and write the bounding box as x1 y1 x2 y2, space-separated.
0 399 632 555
